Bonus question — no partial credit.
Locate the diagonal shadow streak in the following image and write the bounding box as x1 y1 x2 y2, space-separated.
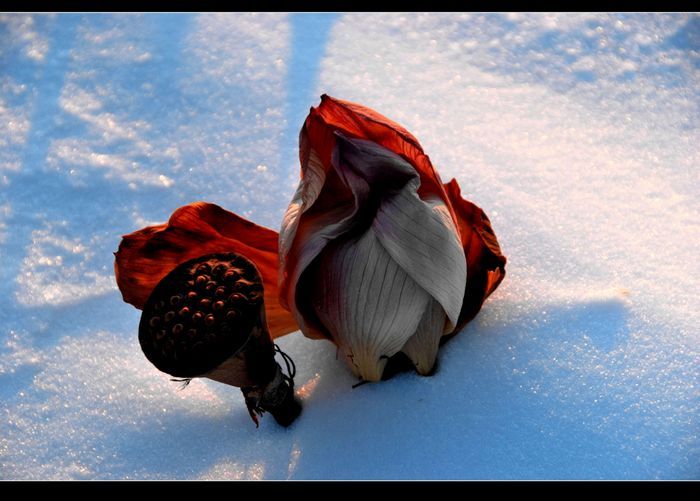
1 14 194 350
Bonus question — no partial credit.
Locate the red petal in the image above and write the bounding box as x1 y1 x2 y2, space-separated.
114 202 298 338
442 179 507 334
302 95 451 204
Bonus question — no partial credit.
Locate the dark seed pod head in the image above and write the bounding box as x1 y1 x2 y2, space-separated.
138 252 266 378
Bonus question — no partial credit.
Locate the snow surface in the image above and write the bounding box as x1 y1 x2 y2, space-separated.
0 13 698 480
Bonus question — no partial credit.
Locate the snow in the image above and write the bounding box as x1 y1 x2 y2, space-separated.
0 13 698 479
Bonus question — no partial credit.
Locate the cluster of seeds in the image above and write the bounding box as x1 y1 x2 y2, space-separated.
138 252 264 377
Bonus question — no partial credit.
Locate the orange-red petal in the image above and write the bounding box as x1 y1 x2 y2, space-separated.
114 202 298 338
302 95 452 205
442 179 507 334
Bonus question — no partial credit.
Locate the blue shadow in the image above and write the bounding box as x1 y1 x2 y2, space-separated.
283 13 339 172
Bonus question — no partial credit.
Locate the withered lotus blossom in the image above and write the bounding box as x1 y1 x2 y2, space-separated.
278 95 506 381
115 95 506 395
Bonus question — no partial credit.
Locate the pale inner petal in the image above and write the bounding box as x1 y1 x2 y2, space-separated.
312 226 432 381
373 190 466 332
335 135 467 331
399 297 446 375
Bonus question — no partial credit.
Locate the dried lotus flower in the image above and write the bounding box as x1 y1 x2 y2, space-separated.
278 95 507 382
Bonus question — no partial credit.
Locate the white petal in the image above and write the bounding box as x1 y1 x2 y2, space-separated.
337 135 467 331
374 190 465 332
400 297 446 375
312 226 432 381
